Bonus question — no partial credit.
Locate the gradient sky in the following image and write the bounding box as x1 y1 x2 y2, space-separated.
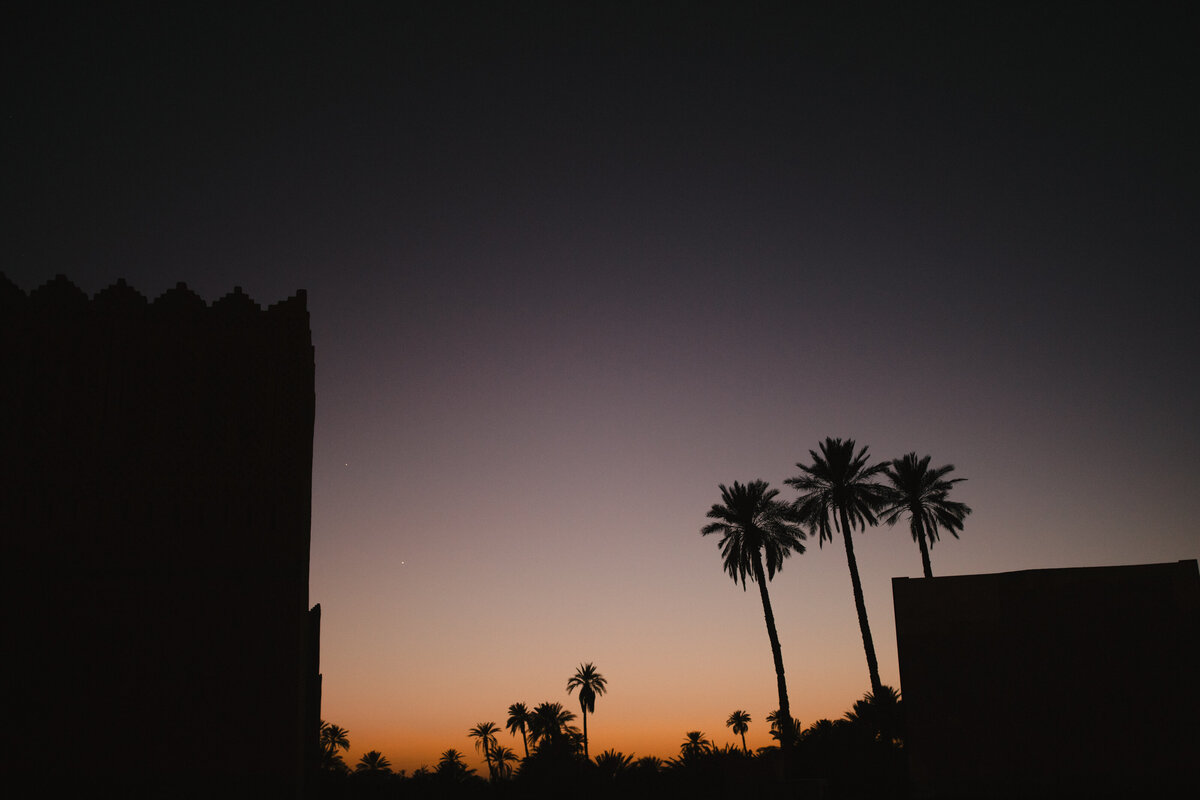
6 3 1198 774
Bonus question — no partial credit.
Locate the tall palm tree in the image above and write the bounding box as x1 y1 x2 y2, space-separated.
355 750 391 773
566 662 607 759
701 480 805 749
787 438 889 695
725 710 751 753
505 702 532 758
468 721 499 779
880 453 971 578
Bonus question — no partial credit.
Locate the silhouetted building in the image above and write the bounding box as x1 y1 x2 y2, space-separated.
1 275 320 798
893 560 1200 799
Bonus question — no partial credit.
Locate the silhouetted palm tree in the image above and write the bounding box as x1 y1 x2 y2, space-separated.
318 720 351 773
845 685 904 746
766 708 801 748
804 718 837 738
527 702 578 750
468 721 500 778
726 709 751 752
506 702 532 758
634 755 662 771
436 749 474 780
566 662 607 759
595 749 634 773
880 453 971 578
702 480 805 747
788 438 889 695
491 745 519 779
680 731 713 759
355 750 391 773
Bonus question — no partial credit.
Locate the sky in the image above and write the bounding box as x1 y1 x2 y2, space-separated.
5 2 1198 774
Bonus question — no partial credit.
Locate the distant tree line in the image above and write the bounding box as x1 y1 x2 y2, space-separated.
316 686 906 799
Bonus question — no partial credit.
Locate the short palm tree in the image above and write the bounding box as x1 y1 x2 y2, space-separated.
595 748 635 776
787 438 889 695
527 702 578 750
566 662 607 759
702 480 805 749
505 702 532 758
766 708 801 747
726 710 751 752
436 749 474 780
633 755 662 774
844 685 904 746
468 721 499 778
319 720 350 751
318 720 351 772
490 745 519 779
880 453 971 578
680 731 713 759
355 750 391 773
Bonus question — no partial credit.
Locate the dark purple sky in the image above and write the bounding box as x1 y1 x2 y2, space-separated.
6 2 1197 771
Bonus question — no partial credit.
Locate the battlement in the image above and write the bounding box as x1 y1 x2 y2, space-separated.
0 273 309 322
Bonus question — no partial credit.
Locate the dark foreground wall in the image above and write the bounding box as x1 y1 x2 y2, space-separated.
0 275 320 798
893 560 1199 799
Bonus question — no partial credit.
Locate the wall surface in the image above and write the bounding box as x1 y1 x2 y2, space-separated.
893 560 1200 799
0 275 319 798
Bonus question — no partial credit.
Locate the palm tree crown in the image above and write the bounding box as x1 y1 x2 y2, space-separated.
505 702 532 758
726 710 751 753
468 721 499 778
879 452 971 578
490 745 519 779
680 731 713 759
766 708 801 747
787 438 889 546
436 749 474 779
319 720 350 752
787 437 888 695
318 720 351 773
355 750 391 773
703 481 806 588
566 662 608 759
702 480 805 751
595 749 634 776
527 702 578 749
844 685 904 745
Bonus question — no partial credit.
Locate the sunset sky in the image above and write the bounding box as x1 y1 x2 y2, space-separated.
6 3 1197 774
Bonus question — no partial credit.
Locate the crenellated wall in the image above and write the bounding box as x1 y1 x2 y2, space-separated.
1 273 320 798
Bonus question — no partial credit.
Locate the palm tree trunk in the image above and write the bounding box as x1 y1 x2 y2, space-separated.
913 516 933 578
581 705 589 759
740 731 747 753
751 551 793 752
840 505 882 695
521 728 528 759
